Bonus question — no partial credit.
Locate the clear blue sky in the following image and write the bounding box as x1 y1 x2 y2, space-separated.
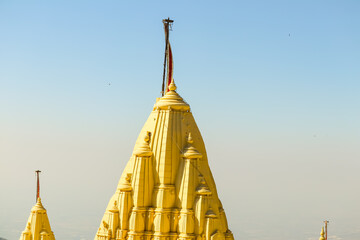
0 1 359 240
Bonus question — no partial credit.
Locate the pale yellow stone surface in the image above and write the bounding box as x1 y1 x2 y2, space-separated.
19 198 56 240
95 80 234 240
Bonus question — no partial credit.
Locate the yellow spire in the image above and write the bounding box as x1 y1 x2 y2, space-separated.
133 132 152 157
182 132 203 159
319 227 326 240
20 197 56 240
95 79 234 240
196 175 212 195
20 172 55 240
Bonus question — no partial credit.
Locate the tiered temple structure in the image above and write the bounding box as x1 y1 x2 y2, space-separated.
19 198 55 240
95 80 234 240
19 171 55 240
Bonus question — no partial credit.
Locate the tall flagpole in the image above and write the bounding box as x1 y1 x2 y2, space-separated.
161 18 174 96
35 170 41 202
324 220 329 240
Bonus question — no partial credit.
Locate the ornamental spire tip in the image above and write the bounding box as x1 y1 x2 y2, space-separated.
187 132 193 144
168 78 176 91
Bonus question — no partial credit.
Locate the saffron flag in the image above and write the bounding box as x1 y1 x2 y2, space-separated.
166 43 173 92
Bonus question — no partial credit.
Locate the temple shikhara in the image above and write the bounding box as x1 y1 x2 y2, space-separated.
94 78 234 240
19 171 56 240
19 198 56 240
94 19 234 240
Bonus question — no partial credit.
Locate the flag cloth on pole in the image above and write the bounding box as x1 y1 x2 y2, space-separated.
166 43 173 92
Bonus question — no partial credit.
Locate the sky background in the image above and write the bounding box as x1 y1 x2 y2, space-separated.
0 1 359 240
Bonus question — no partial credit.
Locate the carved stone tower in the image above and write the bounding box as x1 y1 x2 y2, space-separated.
19 197 56 240
95 80 234 240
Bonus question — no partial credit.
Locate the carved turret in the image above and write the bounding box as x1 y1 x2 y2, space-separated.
194 176 211 238
118 174 133 240
176 133 203 240
19 198 55 240
204 208 217 240
128 133 155 240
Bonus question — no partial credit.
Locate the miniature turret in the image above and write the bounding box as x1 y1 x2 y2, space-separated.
194 175 211 238
176 132 203 239
128 133 154 240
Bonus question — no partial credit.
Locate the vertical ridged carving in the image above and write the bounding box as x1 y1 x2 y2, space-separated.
95 81 234 240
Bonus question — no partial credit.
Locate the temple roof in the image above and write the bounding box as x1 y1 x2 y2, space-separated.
95 80 234 240
19 198 55 240
153 80 190 111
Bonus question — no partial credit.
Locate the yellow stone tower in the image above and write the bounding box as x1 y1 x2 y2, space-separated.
20 171 56 240
94 80 235 240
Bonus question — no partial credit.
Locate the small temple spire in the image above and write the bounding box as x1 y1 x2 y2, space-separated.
20 171 55 240
182 132 202 159
133 132 152 157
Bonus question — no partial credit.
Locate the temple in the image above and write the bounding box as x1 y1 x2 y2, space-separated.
19 172 56 240
95 80 234 240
